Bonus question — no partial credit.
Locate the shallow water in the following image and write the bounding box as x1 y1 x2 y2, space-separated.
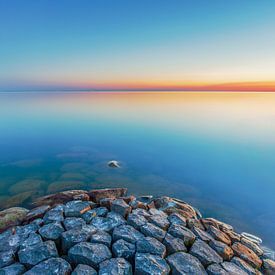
0 92 274 248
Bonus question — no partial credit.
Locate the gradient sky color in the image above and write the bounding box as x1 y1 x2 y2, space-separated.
1 0 275 91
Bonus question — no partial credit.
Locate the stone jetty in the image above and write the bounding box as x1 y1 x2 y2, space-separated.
0 188 274 274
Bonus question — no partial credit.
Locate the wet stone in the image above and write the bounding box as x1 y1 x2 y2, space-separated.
82 207 108 223
99 258 132 275
206 264 227 275
0 262 26 275
24 205 51 222
135 253 170 275
0 233 25 253
63 217 86 230
221 262 248 275
209 239 234 260
168 212 187 227
68 242 112 269
24 257 72 275
107 211 127 226
207 225 231 246
192 226 213 242
127 213 147 230
140 223 166 242
231 256 258 275
241 237 263 256
64 200 91 217
166 252 207 275
15 223 39 236
148 215 170 230
0 250 15 268
132 208 151 218
30 218 44 227
168 223 196 247
190 239 222 266
111 199 131 218
149 208 167 217
20 233 42 250
113 225 144 244
90 230 112 247
72 264 97 275
18 240 58 267
136 236 166 258
38 222 64 241
112 239 136 262
163 233 187 255
90 217 120 233
43 209 64 224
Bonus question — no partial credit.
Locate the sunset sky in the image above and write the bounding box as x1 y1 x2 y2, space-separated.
0 0 275 91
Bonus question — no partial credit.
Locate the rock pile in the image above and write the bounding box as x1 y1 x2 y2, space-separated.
0 188 274 274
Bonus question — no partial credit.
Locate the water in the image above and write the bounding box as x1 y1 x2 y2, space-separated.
0 92 274 248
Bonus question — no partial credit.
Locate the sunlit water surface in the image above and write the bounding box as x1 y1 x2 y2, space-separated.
0 92 274 248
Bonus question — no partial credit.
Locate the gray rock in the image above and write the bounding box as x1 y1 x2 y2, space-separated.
190 239 222 266
0 233 26 253
24 205 51 223
112 239 136 261
187 218 205 230
140 223 166 242
132 208 151 218
18 241 58 267
221 262 248 275
136 237 166 258
43 209 64 224
82 207 108 223
15 223 39 236
0 262 26 275
0 250 15 268
90 230 112 247
72 264 97 275
107 160 120 168
24 257 72 275
63 217 86 230
166 252 207 275
99 258 132 275
231 256 258 275
209 239 234 261
262 259 275 275
68 242 111 269
30 218 44 227
168 213 187 227
61 225 97 253
90 217 115 232
64 200 91 217
192 226 213 242
20 233 42 250
111 199 131 218
206 264 227 275
148 215 170 230
168 224 196 247
113 225 144 244
38 222 64 241
149 209 167 218
163 233 187 255
135 253 170 275
107 211 127 226
127 213 147 230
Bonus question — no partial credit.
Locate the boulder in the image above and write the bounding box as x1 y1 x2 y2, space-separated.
136 237 166 258
68 242 112 269
209 239 234 260
262 259 275 275
168 224 196 247
24 205 51 223
43 209 64 224
0 262 26 274
140 223 166 242
192 226 213 242
90 230 112 247
221 262 249 275
166 252 207 274
99 258 132 275
132 208 151 218
168 213 187 227
112 239 136 262
148 215 170 230
63 217 86 230
89 188 127 203
20 233 43 250
113 225 144 244
0 250 15 268
163 233 187 255
231 256 258 275
206 264 227 275
127 213 147 230
135 253 170 275
107 160 120 168
111 199 131 218
38 222 64 242
241 237 263 256
64 201 91 217
24 257 72 275
148 209 168 217
207 225 231 245
82 207 108 223
72 264 97 275
186 218 205 230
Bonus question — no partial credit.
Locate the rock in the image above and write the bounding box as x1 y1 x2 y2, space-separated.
127 213 147 230
113 225 144 244
241 237 263 256
201 218 221 230
163 233 187 255
0 262 26 275
15 223 39 236
0 233 24 253
107 160 120 168
0 207 29 233
148 215 170 230
47 180 86 194
135 253 170 275
89 188 127 203
206 264 227 275
82 207 108 223
262 259 275 275
20 233 43 250
61 225 97 253
192 226 213 242
0 250 15 268
226 230 241 243
232 242 262 269
99 258 132 275
129 200 147 210
111 199 131 218
24 257 72 275
38 222 64 241
99 198 114 209
168 224 196 247
241 232 262 245
149 208 168 217
209 239 234 260
90 217 117 232
107 211 127 225
190 239 222 266
63 217 86 230
140 223 166 242
168 213 186 227
261 246 275 261
64 200 91 217
0 191 35 209
9 179 45 195
30 218 43 227
207 225 231 245
112 239 136 262
90 230 112 247
187 218 205 230
221 262 249 275
136 237 166 258
68 242 112 269
166 252 207 274
24 205 51 223
18 240 58 267
231 256 258 275
43 209 64 224
119 195 135 204
72 264 97 275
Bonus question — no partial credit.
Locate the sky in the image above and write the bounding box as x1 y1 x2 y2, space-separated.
0 0 275 91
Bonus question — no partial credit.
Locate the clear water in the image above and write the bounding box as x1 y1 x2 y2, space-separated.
0 92 274 248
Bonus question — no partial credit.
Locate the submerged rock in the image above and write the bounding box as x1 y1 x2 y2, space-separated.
89 188 127 203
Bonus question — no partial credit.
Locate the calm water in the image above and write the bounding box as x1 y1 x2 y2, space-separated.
0 92 274 248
